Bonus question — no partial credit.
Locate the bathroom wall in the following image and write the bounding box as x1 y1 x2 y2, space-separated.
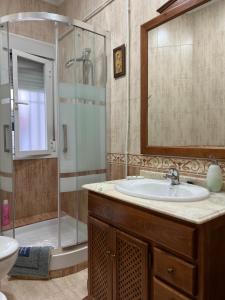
58 0 225 180
14 159 58 220
0 0 58 16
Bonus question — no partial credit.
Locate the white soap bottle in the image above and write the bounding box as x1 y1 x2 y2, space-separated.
206 159 223 192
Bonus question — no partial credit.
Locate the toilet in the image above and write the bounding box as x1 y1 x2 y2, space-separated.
0 236 19 300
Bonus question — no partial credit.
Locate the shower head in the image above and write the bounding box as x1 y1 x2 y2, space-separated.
76 48 92 62
65 48 92 68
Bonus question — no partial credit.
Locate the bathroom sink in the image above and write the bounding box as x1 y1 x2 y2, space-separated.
115 179 210 202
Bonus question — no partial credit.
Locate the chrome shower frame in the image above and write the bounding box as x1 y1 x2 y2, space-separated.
0 12 106 37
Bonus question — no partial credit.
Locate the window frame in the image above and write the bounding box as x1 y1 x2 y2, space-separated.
12 49 53 159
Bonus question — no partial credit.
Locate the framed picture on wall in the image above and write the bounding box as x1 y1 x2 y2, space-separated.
113 44 126 78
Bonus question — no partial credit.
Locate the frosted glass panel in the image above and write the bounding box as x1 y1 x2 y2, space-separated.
75 101 106 172
59 82 106 102
17 57 47 152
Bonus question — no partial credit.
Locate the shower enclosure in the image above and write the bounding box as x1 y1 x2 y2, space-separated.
0 13 107 271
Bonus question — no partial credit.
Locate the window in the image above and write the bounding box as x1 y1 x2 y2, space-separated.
12 49 53 158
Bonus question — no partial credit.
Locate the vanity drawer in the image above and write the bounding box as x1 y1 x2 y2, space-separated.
153 248 196 296
89 192 196 259
153 278 191 300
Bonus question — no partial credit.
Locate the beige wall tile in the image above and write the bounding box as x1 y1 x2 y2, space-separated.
0 0 58 17
110 97 127 153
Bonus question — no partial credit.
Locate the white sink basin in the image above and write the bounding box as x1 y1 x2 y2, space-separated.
115 179 210 202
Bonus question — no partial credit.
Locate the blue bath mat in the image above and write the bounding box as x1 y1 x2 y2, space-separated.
8 246 51 279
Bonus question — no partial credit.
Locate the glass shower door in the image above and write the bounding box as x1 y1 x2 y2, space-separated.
0 23 14 237
59 27 106 247
74 28 106 244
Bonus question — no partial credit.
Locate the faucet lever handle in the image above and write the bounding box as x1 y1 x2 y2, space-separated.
169 167 179 177
165 168 180 185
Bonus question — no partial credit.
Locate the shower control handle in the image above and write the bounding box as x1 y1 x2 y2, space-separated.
3 125 10 153
62 124 68 153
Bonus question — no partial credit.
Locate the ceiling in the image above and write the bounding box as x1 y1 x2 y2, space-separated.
42 0 65 6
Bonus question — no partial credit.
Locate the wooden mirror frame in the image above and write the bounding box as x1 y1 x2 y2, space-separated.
140 0 225 159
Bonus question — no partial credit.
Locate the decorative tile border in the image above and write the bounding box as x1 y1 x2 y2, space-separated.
107 153 126 165
107 153 225 179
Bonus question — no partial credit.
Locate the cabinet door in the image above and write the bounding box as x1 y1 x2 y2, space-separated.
114 230 149 300
88 217 113 300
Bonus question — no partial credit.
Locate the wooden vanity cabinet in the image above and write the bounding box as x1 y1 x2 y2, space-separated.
84 191 225 300
88 216 149 300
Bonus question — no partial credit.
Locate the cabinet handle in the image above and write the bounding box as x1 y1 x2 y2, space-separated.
106 250 111 255
111 254 116 258
167 267 174 274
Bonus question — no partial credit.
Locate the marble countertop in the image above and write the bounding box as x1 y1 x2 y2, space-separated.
83 180 225 224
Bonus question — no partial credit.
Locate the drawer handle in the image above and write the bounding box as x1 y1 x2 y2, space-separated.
167 267 174 274
111 254 116 258
106 250 111 255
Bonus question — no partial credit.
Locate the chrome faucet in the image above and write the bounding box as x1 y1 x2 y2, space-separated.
164 168 180 185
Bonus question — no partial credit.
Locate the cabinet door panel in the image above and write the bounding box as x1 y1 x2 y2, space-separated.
114 230 149 300
88 217 113 300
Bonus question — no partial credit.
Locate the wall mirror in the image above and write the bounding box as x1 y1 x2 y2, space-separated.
141 0 225 158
